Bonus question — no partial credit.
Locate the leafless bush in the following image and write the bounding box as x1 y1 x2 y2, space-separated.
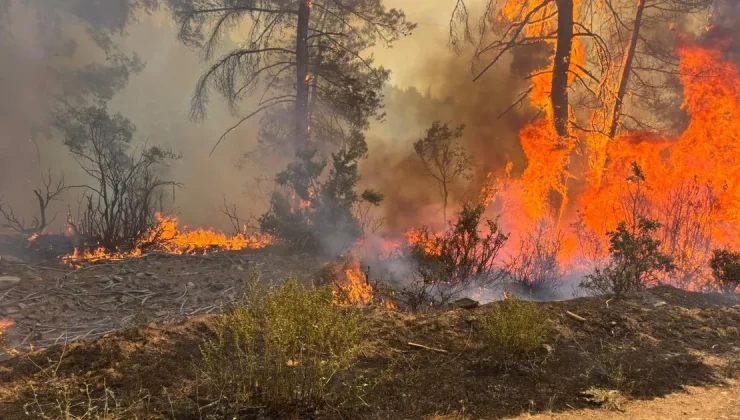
0 170 71 234
505 220 564 296
352 200 386 239
572 211 607 271
58 104 180 250
396 278 437 312
219 196 260 235
572 163 652 276
617 163 653 229
656 178 720 289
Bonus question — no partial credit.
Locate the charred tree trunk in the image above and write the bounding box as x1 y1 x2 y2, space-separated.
608 0 646 139
443 184 449 225
295 0 311 149
309 9 328 120
32 189 47 232
545 0 575 218
552 0 574 138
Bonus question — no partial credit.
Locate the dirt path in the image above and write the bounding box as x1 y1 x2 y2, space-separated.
514 383 740 420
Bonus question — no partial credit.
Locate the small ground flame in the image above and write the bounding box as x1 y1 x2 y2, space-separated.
0 319 15 352
63 213 273 265
330 254 373 307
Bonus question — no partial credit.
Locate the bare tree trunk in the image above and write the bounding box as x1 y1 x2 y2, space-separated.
309 9 328 120
295 0 311 149
607 0 646 139
32 189 47 231
443 184 449 225
552 0 574 138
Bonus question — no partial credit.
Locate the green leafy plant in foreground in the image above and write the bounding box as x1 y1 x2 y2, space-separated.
200 269 364 414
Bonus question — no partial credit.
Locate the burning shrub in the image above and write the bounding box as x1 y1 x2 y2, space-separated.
709 248 740 294
505 220 564 297
0 319 12 356
319 253 374 307
479 295 549 364
580 218 675 296
199 269 363 415
57 103 180 251
260 134 382 255
402 203 508 308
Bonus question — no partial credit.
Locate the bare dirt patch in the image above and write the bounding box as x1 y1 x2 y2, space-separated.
0 248 322 355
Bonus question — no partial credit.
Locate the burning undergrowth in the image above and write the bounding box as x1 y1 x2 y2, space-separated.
352 37 740 300
62 212 273 266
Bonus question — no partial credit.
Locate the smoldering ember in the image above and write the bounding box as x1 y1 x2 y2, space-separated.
1 0 740 418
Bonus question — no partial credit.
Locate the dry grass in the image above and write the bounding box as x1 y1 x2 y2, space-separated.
581 387 626 411
479 295 550 364
198 268 364 416
723 355 740 379
23 382 152 419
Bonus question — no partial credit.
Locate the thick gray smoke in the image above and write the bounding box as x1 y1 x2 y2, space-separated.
0 1 272 232
359 48 537 235
0 0 152 227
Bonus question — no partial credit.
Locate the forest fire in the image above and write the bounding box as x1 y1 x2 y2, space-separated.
480 39 740 291
378 37 740 295
63 213 273 266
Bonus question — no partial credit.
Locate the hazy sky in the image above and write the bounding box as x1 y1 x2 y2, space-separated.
371 0 460 89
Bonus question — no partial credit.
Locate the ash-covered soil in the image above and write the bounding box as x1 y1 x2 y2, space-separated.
0 246 323 355
0 265 738 419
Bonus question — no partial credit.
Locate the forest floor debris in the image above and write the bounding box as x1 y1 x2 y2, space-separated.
0 246 737 419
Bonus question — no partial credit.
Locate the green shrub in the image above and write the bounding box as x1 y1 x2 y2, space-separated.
709 248 740 294
402 203 508 308
479 295 549 363
259 136 383 254
581 218 674 296
199 269 364 414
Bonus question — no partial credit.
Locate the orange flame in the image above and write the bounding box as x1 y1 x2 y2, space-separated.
331 253 373 307
0 319 15 355
63 213 273 265
394 40 740 293
491 40 740 290
405 228 443 256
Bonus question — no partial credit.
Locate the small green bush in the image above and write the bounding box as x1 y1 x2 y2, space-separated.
581 218 674 296
199 269 364 414
479 295 549 363
709 248 740 294
402 203 508 308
